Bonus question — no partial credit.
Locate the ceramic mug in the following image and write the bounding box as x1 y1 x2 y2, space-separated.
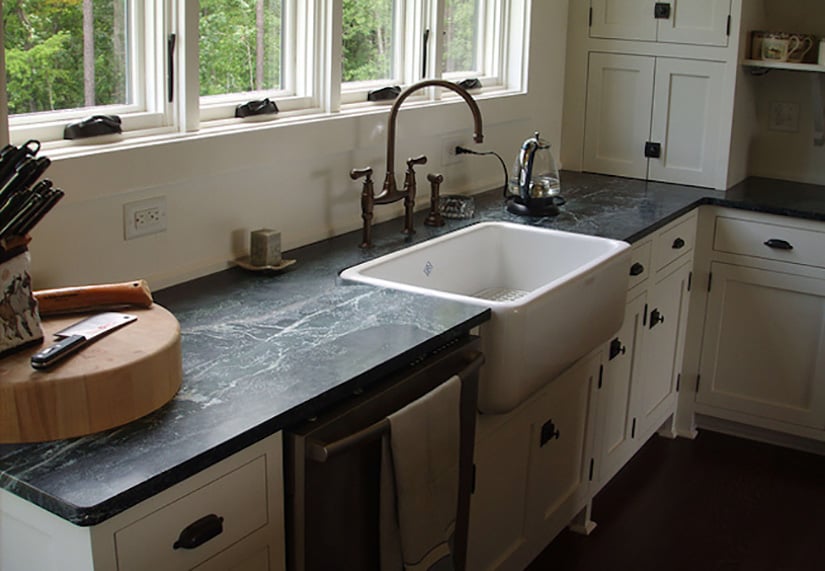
787 34 814 62
762 33 799 62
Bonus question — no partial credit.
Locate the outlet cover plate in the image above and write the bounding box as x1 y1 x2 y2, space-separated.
124 196 167 240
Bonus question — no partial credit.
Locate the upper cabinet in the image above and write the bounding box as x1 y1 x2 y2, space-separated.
590 0 732 46
561 0 744 190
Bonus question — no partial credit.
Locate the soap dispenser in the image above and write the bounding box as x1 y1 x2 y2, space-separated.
506 131 563 217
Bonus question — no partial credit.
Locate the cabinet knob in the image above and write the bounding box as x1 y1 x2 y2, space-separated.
629 262 645 276
173 513 224 550
609 337 626 360
672 237 685 250
540 419 561 446
649 308 665 329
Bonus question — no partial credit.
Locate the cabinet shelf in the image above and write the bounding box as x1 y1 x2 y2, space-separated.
743 59 825 73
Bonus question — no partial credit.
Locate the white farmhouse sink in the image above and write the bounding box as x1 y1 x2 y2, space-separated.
341 221 631 414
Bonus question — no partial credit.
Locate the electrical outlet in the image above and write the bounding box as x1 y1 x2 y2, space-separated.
768 101 800 133
442 135 469 166
124 196 167 240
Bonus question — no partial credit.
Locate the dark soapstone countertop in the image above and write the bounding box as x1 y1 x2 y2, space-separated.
1 171 824 526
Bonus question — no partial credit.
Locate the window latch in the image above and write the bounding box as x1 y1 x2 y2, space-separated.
235 98 279 118
457 78 481 90
367 86 401 102
63 115 122 140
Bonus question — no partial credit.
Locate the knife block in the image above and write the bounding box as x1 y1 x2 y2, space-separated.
0 239 44 356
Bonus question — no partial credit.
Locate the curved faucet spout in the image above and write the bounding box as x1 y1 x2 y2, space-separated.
385 79 484 190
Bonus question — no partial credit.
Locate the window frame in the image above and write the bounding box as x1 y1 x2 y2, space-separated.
6 0 173 146
1 0 526 150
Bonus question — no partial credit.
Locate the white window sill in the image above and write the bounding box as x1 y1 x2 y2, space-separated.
37 86 525 163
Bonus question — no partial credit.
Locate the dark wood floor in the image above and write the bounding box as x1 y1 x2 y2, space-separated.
526 430 825 571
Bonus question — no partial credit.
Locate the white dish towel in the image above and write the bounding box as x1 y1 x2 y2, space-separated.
380 375 462 571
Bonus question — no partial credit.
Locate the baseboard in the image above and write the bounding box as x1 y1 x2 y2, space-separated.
695 414 825 456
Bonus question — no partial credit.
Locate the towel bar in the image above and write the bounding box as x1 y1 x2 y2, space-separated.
306 351 484 463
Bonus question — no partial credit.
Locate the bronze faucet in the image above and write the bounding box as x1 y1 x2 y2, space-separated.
350 79 484 248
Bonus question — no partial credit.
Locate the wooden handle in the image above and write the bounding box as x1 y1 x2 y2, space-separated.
34 280 153 316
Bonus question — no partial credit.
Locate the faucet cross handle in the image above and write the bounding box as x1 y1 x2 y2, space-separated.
351 167 375 248
402 155 427 235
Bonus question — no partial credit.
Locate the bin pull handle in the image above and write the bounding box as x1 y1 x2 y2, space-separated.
306 351 484 463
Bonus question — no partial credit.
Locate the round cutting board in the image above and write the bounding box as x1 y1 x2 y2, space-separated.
0 304 182 443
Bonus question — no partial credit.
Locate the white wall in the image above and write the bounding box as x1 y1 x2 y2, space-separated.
27 2 570 290
745 0 825 184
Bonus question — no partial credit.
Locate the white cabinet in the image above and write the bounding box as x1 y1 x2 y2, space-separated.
583 53 724 187
592 291 646 488
694 210 825 437
589 0 732 47
593 213 695 492
468 353 599 571
635 258 692 437
0 433 286 571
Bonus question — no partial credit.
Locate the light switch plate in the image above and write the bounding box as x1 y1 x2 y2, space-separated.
768 101 800 133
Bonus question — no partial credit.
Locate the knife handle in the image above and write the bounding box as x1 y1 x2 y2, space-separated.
34 280 153 316
31 334 87 369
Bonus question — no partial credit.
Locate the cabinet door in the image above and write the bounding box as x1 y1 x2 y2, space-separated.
696 262 825 429
648 58 723 188
594 292 646 489
524 354 598 535
636 260 692 436
583 52 655 179
589 0 657 41
467 415 531 571
657 0 731 47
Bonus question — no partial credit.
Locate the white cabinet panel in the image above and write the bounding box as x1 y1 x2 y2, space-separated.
697 262 825 429
636 259 692 435
594 292 646 488
589 0 731 46
648 58 724 187
584 52 655 179
658 0 731 47
589 0 657 41
584 53 723 188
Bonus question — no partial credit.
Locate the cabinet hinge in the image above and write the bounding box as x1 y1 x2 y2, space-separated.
687 271 692 292
589 458 595 481
676 373 681 392
726 14 731 36
598 364 604 389
708 272 713 292
631 418 637 439
589 6 593 27
695 375 701 393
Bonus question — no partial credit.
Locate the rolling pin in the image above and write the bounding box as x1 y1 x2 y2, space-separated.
34 279 153 316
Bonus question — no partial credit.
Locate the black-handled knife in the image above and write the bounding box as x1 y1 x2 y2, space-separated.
31 312 137 369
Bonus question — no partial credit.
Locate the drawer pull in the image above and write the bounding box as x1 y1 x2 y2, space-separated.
672 237 685 249
629 262 645 276
764 238 793 251
173 513 224 550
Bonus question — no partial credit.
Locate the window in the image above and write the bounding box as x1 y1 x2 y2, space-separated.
1 0 524 146
340 0 505 104
442 0 478 75
4 0 169 143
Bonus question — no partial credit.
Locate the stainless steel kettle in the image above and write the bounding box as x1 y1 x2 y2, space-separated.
506 131 563 217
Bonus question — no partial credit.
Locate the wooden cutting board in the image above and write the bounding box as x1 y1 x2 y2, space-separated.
0 304 182 443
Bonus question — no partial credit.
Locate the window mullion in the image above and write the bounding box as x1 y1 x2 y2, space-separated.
177 0 200 131
0 17 8 147
319 0 340 113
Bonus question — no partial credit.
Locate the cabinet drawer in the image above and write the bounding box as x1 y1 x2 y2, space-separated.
714 216 825 269
627 241 651 290
115 455 269 571
653 215 696 271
